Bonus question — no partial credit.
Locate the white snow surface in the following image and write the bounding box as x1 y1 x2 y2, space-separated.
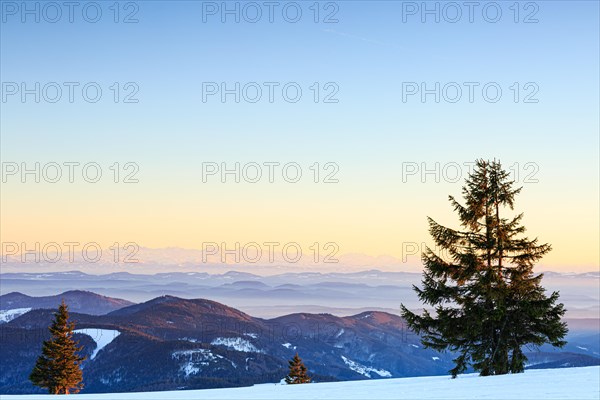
3 366 599 399
210 337 263 353
74 329 120 360
0 308 32 323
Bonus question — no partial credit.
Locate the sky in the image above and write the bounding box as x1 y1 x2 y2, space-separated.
1 0 599 272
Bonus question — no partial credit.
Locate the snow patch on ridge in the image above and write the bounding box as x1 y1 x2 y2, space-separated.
0 308 31 323
172 349 220 377
211 337 263 353
74 329 120 360
341 356 392 378
179 337 199 343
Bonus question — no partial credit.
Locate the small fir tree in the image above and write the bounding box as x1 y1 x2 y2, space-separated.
30 300 86 394
401 159 567 377
285 353 311 384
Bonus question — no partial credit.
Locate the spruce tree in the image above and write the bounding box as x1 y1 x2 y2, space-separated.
401 159 567 377
30 300 86 394
285 353 311 384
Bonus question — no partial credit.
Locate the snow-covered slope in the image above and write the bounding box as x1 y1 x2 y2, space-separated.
73 329 120 360
210 337 263 353
0 308 31 323
341 355 392 378
4 366 598 399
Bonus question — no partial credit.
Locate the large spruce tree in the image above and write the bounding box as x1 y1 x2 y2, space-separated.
30 300 86 394
285 353 311 384
401 159 567 377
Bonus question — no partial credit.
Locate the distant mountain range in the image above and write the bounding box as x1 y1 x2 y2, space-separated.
1 270 598 319
4 246 599 275
0 290 133 316
0 291 598 394
0 247 421 274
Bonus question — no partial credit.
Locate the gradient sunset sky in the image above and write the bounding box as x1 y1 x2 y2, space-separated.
1 1 598 272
